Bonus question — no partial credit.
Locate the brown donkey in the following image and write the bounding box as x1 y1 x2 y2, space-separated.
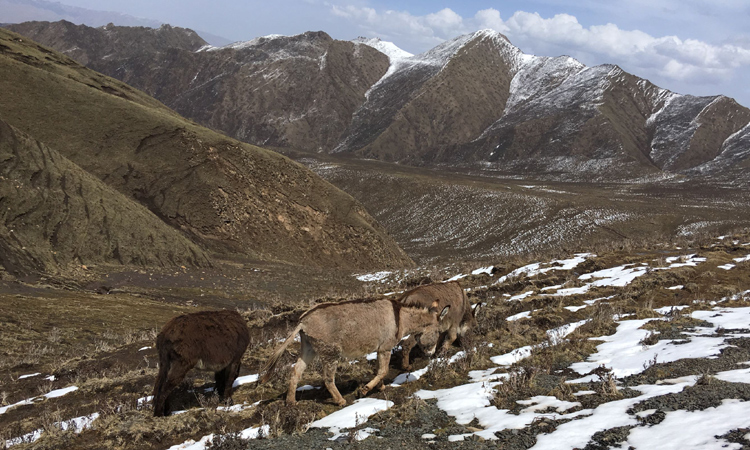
399 282 480 369
153 310 250 416
259 298 449 406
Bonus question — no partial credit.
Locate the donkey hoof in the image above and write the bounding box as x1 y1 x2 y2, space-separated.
356 387 370 398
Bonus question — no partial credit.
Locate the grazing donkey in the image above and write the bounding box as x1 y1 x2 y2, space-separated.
399 282 480 369
153 310 250 416
259 298 450 406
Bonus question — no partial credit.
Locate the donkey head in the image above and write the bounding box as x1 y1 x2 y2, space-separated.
415 300 450 356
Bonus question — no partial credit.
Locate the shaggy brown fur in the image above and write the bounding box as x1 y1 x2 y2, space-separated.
259 298 449 406
153 310 250 416
399 282 479 369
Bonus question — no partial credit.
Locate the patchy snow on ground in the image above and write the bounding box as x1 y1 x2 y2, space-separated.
495 254 593 284
620 399 750 450
654 305 690 315
17 373 40 380
716 364 750 383
5 413 99 448
44 386 78 398
167 425 269 450
578 264 648 288
232 373 259 388
472 266 494 276
0 386 78 415
490 321 588 366
328 427 380 442
506 310 532 321
569 317 729 380
309 398 393 430
508 291 535 301
517 396 580 413
665 254 707 268
531 380 696 450
564 305 588 312
355 271 392 282
490 345 535 366
136 395 153 407
692 307 750 331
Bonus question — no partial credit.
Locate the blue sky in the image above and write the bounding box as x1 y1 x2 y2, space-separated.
5 0 750 106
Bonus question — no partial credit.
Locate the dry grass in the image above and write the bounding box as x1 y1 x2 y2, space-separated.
251 401 324 437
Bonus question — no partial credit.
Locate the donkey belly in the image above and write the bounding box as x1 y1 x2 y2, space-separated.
195 359 228 372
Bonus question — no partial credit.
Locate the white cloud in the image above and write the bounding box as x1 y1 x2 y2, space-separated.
327 4 750 96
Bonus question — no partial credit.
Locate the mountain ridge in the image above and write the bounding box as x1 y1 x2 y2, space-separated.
6 21 750 182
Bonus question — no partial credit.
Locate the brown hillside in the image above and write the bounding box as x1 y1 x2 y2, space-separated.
0 119 211 276
0 28 413 270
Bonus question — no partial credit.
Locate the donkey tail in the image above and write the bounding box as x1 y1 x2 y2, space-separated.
258 323 303 385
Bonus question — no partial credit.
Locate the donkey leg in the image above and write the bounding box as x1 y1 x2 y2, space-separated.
224 360 242 400
215 368 228 400
360 351 391 396
286 357 307 405
323 362 346 406
162 359 193 416
217 360 242 402
440 329 458 353
400 335 417 371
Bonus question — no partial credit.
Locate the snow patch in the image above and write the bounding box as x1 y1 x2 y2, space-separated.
310 398 393 429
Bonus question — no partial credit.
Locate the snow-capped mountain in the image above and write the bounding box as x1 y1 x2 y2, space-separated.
8 22 750 181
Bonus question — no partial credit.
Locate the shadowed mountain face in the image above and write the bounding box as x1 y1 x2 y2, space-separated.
8 22 750 182
0 27 413 274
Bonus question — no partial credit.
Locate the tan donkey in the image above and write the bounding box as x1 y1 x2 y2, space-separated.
399 282 479 369
259 298 450 405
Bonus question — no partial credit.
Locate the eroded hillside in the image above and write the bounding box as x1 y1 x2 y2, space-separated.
0 27 413 273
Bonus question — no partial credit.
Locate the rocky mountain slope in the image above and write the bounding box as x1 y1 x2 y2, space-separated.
8 22 750 181
0 27 413 274
7 21 390 153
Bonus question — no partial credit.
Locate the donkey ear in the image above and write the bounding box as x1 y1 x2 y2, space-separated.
472 303 481 317
439 306 450 320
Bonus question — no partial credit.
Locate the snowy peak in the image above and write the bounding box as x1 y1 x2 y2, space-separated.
353 37 413 62
409 29 519 70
